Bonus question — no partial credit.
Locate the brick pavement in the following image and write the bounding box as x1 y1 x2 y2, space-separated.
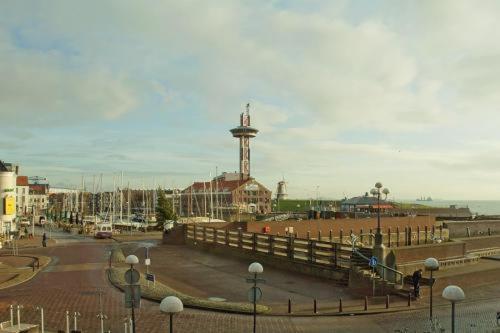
0 230 498 332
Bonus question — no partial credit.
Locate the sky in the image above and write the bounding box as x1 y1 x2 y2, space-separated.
1 0 500 200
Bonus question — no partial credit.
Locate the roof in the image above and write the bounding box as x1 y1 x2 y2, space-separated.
184 179 247 193
183 178 271 193
16 176 29 186
342 195 390 206
0 160 8 172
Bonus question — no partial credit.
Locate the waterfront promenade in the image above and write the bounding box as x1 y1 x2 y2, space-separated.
0 229 498 332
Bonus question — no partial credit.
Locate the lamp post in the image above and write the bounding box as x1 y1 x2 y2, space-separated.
247 262 264 333
160 296 183 333
424 257 439 320
442 285 465 333
125 255 139 333
369 183 390 268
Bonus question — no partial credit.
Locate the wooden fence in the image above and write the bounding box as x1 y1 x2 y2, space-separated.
186 225 353 269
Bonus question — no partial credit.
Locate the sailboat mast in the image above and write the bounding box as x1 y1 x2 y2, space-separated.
92 175 96 223
120 171 123 223
209 172 214 219
128 182 131 235
215 167 219 219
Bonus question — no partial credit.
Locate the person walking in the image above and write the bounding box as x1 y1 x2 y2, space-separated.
42 232 47 248
412 268 423 298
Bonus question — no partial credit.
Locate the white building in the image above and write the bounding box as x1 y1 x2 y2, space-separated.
0 161 17 236
16 176 29 215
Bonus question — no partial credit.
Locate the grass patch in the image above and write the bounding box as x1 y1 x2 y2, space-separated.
108 266 270 314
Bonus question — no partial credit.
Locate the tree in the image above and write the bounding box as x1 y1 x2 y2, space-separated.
156 188 177 228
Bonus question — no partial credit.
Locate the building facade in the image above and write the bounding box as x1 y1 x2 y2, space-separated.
0 161 17 236
181 172 272 216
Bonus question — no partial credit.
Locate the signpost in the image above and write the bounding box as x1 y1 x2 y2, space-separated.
124 266 140 333
146 273 155 286
247 287 262 303
369 256 378 296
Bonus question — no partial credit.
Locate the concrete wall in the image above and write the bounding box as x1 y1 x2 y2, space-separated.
185 239 350 283
247 216 436 236
445 220 500 238
457 235 500 251
390 241 466 264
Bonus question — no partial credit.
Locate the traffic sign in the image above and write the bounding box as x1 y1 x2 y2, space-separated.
145 258 151 266
124 285 141 308
124 268 140 285
369 256 378 268
247 286 262 303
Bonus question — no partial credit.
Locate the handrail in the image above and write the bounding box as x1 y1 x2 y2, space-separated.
352 249 404 285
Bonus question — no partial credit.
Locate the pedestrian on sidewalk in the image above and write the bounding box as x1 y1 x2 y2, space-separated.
42 232 47 247
412 268 422 298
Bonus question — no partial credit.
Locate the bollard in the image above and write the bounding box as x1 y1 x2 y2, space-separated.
295 232 298 239
364 296 368 311
408 227 412 246
425 226 428 244
385 295 390 309
17 305 22 329
396 227 400 247
288 299 292 314
404 227 408 246
407 293 411 307
339 298 343 313
124 321 128 333
387 228 391 247
318 230 322 241
489 227 492 236
307 231 310 240
369 229 373 246
360 228 364 244
314 299 317 314
339 229 343 244
37 307 45 333
66 310 70 333
417 226 420 245
329 230 333 242
9 305 13 326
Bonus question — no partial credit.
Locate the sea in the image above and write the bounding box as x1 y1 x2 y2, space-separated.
404 200 500 216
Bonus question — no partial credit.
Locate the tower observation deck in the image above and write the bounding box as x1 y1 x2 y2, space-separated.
230 103 258 180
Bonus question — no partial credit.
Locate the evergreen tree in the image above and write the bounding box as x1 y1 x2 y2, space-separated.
156 188 177 228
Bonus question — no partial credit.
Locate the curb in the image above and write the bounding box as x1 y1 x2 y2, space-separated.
0 255 51 290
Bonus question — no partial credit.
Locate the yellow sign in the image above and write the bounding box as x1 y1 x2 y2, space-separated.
4 195 15 215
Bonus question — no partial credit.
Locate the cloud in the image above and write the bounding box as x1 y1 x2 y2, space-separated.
0 28 138 127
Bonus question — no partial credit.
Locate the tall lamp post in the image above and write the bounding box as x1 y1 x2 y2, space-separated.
247 262 264 333
125 255 139 333
442 285 465 333
369 183 390 268
424 257 439 320
160 296 183 333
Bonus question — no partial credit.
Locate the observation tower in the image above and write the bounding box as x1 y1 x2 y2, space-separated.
230 103 259 180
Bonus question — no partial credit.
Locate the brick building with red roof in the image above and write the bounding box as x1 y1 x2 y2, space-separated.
181 172 272 216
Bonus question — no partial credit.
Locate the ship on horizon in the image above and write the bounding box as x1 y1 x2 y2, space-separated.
416 196 433 202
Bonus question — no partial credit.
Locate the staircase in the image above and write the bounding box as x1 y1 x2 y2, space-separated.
349 247 407 296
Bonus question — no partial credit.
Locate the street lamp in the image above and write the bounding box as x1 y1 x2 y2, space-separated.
370 183 390 269
160 296 184 333
424 257 439 320
248 262 264 333
442 285 465 333
125 255 139 333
